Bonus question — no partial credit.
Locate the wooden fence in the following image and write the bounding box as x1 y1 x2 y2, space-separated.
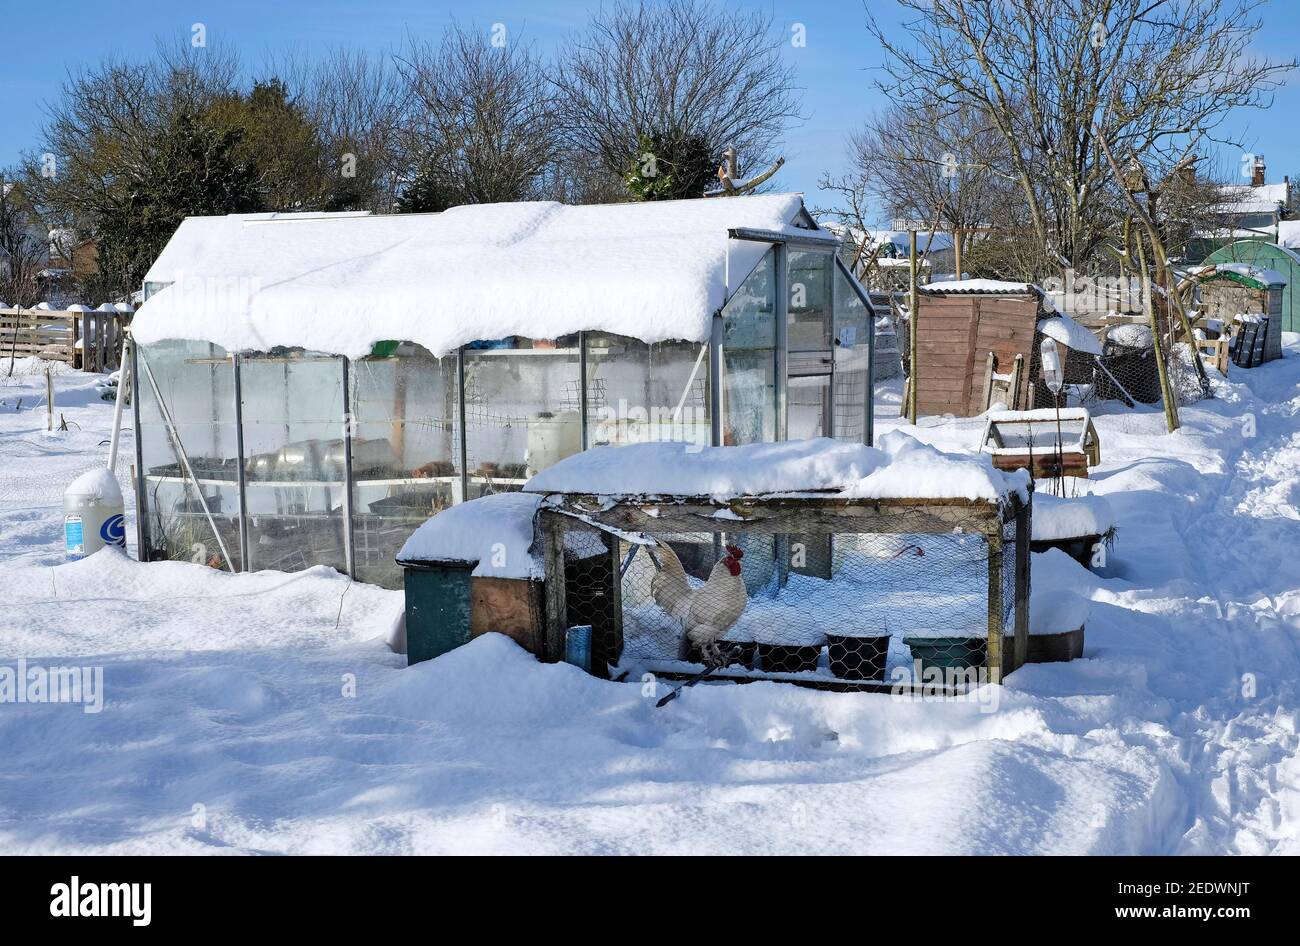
0 307 123 372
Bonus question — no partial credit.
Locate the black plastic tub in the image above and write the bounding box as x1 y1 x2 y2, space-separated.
758 643 821 674
826 634 890 681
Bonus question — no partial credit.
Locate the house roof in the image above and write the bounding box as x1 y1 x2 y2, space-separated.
132 195 837 358
1279 220 1300 250
823 223 955 255
1215 182 1289 215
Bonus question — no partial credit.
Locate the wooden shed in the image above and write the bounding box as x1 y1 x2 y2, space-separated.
913 280 1044 417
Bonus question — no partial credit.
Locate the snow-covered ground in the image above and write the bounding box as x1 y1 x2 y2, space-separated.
2 348 1299 855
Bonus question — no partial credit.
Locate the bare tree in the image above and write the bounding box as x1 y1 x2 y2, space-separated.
822 102 1031 275
868 0 1294 275
554 0 802 197
20 40 243 299
1 177 50 375
298 48 407 212
396 24 562 210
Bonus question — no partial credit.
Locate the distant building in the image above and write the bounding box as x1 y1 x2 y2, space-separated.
1189 155 1292 262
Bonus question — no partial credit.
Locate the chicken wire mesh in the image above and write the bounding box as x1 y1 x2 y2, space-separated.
540 497 1029 692
1028 318 1209 412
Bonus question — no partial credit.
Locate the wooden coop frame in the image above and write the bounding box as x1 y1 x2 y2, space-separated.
536 491 1031 692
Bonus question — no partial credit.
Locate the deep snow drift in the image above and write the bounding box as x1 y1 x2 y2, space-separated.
1 349 1299 854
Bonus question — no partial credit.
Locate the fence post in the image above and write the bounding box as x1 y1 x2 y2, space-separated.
542 515 568 664
986 526 1005 684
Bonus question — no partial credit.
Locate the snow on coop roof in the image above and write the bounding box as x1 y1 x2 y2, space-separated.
1038 312 1102 356
524 431 1028 504
838 431 1029 503
1031 492 1114 542
131 195 834 359
396 492 543 579
918 279 1042 296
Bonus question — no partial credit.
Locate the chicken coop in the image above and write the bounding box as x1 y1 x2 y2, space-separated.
527 439 1032 691
128 196 876 588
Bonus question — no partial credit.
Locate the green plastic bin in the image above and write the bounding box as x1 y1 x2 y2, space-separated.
401 560 475 665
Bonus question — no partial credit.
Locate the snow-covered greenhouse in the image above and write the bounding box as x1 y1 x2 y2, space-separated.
128 195 876 587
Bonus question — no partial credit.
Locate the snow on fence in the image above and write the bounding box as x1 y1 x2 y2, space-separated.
0 306 123 371
536 491 1031 692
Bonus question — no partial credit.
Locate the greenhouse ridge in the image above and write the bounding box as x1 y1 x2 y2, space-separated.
132 194 835 358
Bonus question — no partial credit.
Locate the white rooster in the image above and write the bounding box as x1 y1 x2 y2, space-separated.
650 543 749 666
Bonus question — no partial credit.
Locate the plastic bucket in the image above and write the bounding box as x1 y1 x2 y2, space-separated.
758 643 821 674
827 634 890 681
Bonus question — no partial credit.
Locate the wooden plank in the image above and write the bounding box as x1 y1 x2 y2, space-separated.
470 576 544 655
549 497 1007 538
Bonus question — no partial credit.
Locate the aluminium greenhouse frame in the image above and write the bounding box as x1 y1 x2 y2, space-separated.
131 235 876 583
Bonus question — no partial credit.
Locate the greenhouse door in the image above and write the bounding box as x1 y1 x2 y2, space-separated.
785 248 835 440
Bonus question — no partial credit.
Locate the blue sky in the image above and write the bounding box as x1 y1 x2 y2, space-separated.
2 0 1298 222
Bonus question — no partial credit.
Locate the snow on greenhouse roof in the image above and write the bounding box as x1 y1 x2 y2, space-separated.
131 195 834 358
918 279 1042 296
524 431 1028 504
1192 262 1287 287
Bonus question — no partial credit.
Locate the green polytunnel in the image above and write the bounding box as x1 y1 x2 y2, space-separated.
1204 240 1300 332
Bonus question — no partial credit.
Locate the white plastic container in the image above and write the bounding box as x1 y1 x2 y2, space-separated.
525 411 581 477
64 468 126 560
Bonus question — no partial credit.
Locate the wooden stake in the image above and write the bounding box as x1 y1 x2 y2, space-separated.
1136 238 1180 433
45 364 53 431
908 229 919 424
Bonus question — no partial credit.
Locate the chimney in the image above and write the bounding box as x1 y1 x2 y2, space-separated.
1253 154 1266 188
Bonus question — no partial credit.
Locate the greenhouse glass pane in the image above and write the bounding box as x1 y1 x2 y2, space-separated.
463 335 580 498
349 345 461 588
832 265 872 443
136 340 241 570
721 250 776 445
239 350 347 574
788 374 831 439
585 333 710 451
787 249 834 353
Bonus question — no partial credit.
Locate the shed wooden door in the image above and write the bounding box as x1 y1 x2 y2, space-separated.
914 294 1037 417
914 295 979 417
968 298 1036 413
